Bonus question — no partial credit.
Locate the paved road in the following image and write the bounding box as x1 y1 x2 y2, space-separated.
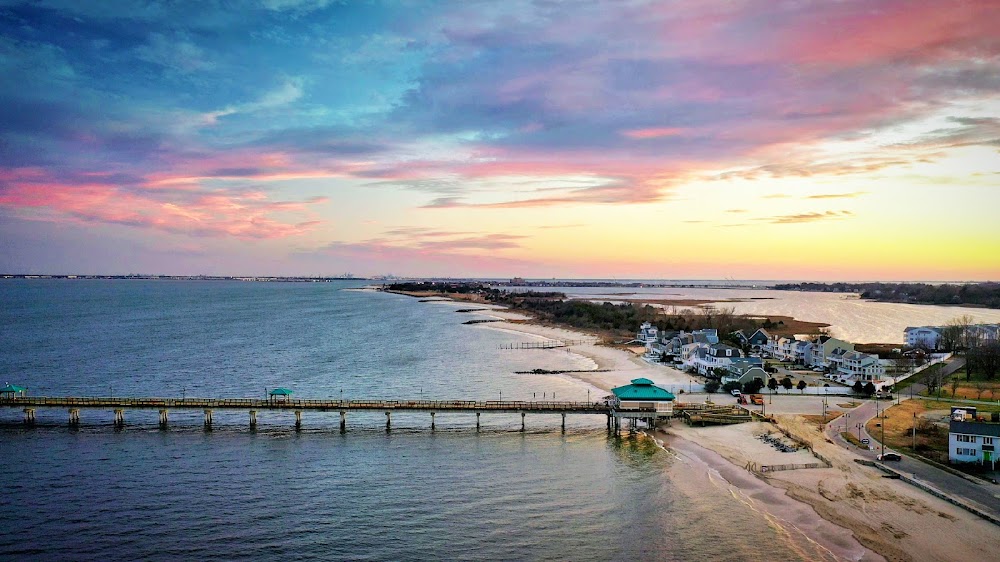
823 388 1000 519
902 356 965 397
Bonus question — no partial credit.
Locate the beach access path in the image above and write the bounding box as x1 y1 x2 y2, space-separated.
823 393 1000 521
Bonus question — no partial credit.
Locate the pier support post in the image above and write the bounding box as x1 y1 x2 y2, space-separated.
561 413 566 432
476 412 481 431
203 409 212 430
114 409 124 428
339 411 346 433
249 410 257 429
295 410 302 430
606 414 611 431
158 409 168 429
69 409 80 427
385 411 391 431
521 412 525 432
23 408 35 426
431 411 436 430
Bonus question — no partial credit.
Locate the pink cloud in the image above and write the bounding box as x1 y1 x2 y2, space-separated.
0 168 326 239
621 127 687 140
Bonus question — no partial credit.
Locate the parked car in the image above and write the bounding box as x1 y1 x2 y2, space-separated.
731 389 742 397
812 367 824 372
877 452 902 462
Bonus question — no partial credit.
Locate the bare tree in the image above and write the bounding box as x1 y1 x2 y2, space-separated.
968 342 1000 380
923 366 942 396
950 376 960 398
973 381 987 400
940 324 963 352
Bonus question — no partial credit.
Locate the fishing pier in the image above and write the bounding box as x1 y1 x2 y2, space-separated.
1 396 665 433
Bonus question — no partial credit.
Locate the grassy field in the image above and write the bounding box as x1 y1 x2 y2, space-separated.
939 367 1000 400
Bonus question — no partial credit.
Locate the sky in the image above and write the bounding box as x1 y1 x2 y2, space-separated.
1 0 998 280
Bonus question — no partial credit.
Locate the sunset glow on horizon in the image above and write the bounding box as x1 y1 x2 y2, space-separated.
1 1 998 280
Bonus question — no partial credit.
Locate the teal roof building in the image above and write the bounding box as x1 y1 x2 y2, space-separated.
611 378 675 401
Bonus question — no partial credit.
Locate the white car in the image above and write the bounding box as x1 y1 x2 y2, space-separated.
731 389 742 397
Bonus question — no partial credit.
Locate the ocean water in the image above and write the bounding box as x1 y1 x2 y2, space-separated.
1 280 844 560
562 286 1000 343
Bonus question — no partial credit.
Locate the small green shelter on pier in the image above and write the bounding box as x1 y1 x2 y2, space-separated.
1 384 27 399
611 378 675 417
268 388 294 402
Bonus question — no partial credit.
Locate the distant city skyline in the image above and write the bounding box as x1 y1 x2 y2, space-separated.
1 1 998 280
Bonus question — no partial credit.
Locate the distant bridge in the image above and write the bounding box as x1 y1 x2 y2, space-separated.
1 396 661 432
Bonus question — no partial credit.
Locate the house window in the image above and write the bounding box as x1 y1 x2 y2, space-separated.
956 434 976 443
956 447 976 456
984 437 994 445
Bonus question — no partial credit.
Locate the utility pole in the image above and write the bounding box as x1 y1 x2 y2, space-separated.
912 412 917 451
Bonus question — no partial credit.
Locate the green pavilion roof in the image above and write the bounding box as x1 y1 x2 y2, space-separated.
269 388 293 396
611 378 675 401
1 384 27 393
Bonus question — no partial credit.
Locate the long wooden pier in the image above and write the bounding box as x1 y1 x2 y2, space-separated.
1 396 647 432
499 339 588 349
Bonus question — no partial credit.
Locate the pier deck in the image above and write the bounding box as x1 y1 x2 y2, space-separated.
2 396 613 414
2 396 652 432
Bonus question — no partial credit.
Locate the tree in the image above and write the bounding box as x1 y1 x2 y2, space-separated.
797 380 807 394
767 378 778 393
852 380 864 395
923 366 943 396
704 380 721 395
968 342 1000 380
950 376 960 398
743 379 764 394
973 381 987 400
863 382 876 396
780 377 793 390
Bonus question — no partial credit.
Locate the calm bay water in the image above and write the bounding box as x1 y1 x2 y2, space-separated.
563 286 1000 343
1 280 840 560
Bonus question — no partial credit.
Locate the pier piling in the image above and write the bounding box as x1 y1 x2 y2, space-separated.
561 413 566 432
23 408 35 425
430 411 436 430
521 412 526 432
249 410 257 428
203 409 212 430
476 412 481 431
295 410 302 430
385 411 391 431
158 409 168 428
339 411 346 433
113 409 125 428
69 408 80 427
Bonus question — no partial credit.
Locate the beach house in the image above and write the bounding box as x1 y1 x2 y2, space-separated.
807 336 855 369
904 326 944 350
949 407 999 470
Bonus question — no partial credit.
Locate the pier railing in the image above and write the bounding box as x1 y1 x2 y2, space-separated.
1 396 619 413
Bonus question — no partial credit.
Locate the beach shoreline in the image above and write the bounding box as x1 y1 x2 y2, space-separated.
389 289 1000 562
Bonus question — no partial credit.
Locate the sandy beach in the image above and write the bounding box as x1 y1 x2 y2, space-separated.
468 305 700 393
651 417 1000 562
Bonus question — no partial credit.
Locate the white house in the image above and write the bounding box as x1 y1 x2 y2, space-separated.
835 351 885 383
637 322 659 345
904 326 944 350
949 407 999 469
